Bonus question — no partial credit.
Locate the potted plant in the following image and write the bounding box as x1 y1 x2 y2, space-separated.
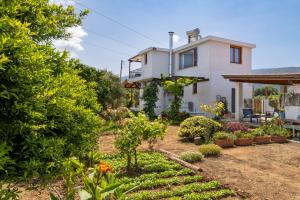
270 127 290 143
213 131 236 148
234 131 253 146
251 128 271 144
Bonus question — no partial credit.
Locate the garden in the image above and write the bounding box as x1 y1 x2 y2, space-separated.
1 1 300 200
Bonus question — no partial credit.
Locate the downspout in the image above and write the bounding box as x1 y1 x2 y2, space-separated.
168 31 174 77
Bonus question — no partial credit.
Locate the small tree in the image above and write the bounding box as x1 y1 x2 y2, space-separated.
161 75 196 117
114 113 166 172
142 82 159 120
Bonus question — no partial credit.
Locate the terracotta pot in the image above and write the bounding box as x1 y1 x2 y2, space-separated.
214 139 234 148
254 136 271 144
194 137 201 145
271 135 288 143
235 138 253 146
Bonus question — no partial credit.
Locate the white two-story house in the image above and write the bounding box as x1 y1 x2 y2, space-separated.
128 28 256 115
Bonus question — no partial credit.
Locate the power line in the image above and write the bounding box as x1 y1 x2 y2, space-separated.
72 0 166 46
84 41 131 57
84 27 140 50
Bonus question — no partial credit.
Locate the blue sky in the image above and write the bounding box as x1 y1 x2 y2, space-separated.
57 0 300 75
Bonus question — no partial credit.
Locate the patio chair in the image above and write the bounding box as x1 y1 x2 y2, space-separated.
242 108 253 122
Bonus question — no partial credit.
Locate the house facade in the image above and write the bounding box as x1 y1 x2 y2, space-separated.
128 28 256 115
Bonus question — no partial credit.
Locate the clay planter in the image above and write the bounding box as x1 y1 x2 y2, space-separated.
254 136 271 144
235 138 253 146
271 135 288 143
214 139 234 148
194 137 201 145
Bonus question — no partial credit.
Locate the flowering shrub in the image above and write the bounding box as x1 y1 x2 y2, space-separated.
224 122 249 133
179 116 222 143
200 102 225 118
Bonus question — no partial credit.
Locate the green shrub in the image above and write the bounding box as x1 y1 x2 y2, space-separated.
234 130 253 139
251 128 267 137
213 131 236 141
199 144 222 157
270 127 290 137
179 116 221 142
180 151 204 163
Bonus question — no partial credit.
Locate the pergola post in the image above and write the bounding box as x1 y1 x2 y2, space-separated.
235 82 243 121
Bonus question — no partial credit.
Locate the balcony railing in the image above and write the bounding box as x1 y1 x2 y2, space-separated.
129 68 142 79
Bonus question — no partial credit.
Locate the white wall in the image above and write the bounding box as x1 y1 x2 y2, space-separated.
136 40 254 114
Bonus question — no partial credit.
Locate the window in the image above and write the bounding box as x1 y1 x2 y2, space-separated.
179 48 197 69
144 53 147 64
192 83 197 94
230 46 242 64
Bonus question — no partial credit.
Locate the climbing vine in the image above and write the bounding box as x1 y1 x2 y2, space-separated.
161 75 197 118
142 82 159 120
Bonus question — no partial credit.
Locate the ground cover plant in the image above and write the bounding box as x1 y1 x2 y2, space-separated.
180 151 204 163
199 144 222 157
103 152 236 200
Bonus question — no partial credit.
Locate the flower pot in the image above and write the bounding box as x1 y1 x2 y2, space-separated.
271 135 288 143
194 137 201 145
254 136 271 144
235 138 253 146
214 139 234 148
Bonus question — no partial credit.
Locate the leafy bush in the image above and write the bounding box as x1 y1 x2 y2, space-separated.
270 127 290 137
180 151 204 163
101 107 131 121
199 144 222 157
234 131 253 139
161 111 190 124
213 132 237 141
0 143 14 174
179 116 221 142
251 128 267 137
0 0 103 178
224 122 249 133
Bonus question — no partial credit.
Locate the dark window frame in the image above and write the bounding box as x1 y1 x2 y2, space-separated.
179 48 198 69
144 53 148 65
192 82 197 94
230 45 242 64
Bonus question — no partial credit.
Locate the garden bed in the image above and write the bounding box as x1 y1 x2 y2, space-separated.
104 152 237 200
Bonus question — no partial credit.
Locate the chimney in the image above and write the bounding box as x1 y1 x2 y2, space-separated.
186 28 200 43
168 31 174 77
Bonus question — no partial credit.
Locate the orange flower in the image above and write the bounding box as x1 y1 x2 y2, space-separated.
98 161 112 173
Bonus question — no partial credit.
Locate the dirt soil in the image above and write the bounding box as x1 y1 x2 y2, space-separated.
98 126 300 200
18 126 300 200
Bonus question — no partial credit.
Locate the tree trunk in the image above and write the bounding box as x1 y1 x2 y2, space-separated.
134 149 138 169
126 153 131 172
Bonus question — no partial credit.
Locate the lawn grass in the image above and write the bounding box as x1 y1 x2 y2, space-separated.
104 152 236 200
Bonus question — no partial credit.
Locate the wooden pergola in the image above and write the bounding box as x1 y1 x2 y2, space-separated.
223 74 300 85
222 73 300 120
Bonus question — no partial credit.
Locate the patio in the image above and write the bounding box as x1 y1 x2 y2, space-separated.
223 73 300 138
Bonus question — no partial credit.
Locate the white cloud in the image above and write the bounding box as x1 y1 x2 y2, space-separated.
53 26 87 57
173 34 181 44
49 0 75 7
